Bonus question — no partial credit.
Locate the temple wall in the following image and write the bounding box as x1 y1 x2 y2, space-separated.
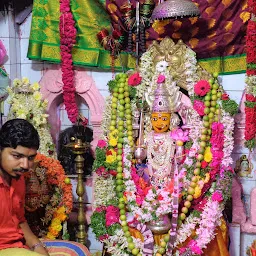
0 10 255 256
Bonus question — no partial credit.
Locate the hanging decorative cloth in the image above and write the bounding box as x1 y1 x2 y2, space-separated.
28 0 136 71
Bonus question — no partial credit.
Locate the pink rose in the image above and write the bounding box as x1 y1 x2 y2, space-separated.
128 72 142 86
105 206 120 227
157 74 165 84
212 191 223 202
97 140 107 148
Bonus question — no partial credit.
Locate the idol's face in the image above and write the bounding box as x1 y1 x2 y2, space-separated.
0 146 37 180
151 112 171 133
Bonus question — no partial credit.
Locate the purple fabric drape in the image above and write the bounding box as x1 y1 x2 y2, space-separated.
106 0 249 59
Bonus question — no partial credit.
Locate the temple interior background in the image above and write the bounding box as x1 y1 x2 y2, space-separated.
0 2 255 256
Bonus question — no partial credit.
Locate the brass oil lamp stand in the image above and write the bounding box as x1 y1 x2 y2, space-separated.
66 138 90 245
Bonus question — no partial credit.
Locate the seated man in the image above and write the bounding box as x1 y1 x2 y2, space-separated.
0 119 49 256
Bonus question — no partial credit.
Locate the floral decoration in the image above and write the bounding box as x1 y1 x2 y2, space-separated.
128 72 142 86
194 80 211 96
7 77 56 157
59 0 78 123
157 74 165 84
245 3 256 150
91 44 236 255
33 153 73 239
24 153 72 239
193 100 205 116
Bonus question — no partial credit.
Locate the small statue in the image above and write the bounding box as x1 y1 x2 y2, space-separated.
135 75 188 190
235 154 253 178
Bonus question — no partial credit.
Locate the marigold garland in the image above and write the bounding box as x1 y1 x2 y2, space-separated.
35 153 73 239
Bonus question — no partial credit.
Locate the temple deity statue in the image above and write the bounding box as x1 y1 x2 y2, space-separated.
135 77 187 190
92 37 234 256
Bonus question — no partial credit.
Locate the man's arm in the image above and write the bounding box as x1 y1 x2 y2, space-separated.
20 222 49 256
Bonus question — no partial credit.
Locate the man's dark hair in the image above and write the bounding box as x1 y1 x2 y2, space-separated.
0 119 40 150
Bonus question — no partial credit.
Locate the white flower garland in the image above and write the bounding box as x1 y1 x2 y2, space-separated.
7 77 56 157
245 74 256 96
103 229 129 256
122 139 173 222
100 96 112 140
220 112 235 167
174 214 201 247
93 175 116 208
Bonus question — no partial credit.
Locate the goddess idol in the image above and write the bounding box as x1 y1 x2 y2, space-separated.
135 77 187 191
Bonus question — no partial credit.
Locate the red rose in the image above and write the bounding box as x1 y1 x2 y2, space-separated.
201 161 208 168
109 170 117 176
221 93 229 100
157 194 164 201
106 150 113 156
246 93 256 102
128 72 142 86
247 69 256 76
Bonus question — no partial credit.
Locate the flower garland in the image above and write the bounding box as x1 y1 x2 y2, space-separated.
92 49 237 255
34 153 73 239
244 3 256 150
7 77 56 157
59 0 78 123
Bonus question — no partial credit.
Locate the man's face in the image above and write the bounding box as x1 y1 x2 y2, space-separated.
151 112 171 133
0 146 37 179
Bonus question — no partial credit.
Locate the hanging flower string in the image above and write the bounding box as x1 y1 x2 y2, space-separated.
59 0 78 123
244 3 256 150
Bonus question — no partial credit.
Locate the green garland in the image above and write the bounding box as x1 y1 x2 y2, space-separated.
245 101 256 108
221 99 239 116
90 212 108 239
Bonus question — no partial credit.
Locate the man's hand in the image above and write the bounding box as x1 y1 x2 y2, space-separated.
20 222 50 256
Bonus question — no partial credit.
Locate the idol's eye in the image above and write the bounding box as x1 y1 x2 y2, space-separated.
162 117 167 121
152 117 158 121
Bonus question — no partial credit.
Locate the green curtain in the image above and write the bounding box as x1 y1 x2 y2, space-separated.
27 0 135 71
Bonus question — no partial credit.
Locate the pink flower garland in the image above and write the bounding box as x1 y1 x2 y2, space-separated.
59 0 78 123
